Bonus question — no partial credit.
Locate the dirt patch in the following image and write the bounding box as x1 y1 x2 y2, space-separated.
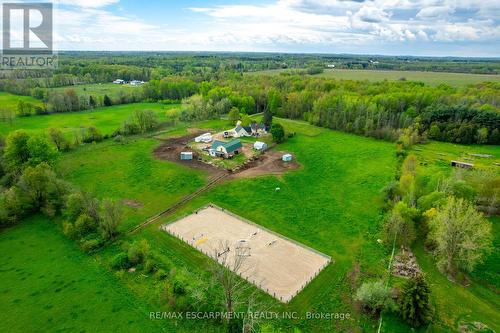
122 199 143 208
153 131 226 178
153 131 299 180
233 151 300 178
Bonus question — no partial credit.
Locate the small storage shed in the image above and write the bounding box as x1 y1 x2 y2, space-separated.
451 160 473 169
253 141 268 151
180 152 193 160
282 154 293 162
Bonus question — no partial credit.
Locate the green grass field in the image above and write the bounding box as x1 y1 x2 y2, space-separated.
0 92 43 112
49 83 141 99
0 103 178 138
0 216 165 333
248 69 500 86
58 138 207 231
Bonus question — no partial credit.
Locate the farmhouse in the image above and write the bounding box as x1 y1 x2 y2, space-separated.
250 123 268 136
253 141 268 151
451 160 474 169
212 139 242 158
234 125 251 137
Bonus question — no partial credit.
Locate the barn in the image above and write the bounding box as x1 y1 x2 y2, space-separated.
212 139 243 158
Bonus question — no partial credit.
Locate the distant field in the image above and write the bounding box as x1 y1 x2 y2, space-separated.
248 69 500 86
49 83 141 98
0 92 43 112
0 216 164 333
0 103 178 137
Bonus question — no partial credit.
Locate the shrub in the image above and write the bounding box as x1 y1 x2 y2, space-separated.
144 259 158 273
155 269 168 280
127 239 150 265
111 252 130 270
74 213 97 237
355 281 396 314
80 238 101 253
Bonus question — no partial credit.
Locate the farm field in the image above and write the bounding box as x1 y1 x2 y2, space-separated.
248 69 500 86
0 102 176 137
0 216 165 333
49 83 141 99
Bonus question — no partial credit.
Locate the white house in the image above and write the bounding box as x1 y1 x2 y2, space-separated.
253 141 268 151
195 133 212 143
234 125 251 138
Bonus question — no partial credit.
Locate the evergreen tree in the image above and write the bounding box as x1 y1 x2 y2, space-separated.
103 94 112 107
400 274 432 327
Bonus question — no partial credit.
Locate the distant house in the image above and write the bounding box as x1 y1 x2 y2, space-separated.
223 130 236 138
113 79 125 84
253 141 268 151
195 133 212 143
451 160 473 169
130 80 145 86
180 152 193 160
282 154 293 162
212 139 243 158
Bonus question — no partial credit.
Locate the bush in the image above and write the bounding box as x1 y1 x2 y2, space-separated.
155 269 168 280
127 239 150 265
355 281 396 314
111 252 130 270
144 259 158 273
80 238 101 253
74 213 97 237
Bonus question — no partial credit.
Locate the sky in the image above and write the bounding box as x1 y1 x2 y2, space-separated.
5 0 500 57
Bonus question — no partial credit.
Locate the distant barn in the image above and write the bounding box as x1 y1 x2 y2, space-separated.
451 160 473 169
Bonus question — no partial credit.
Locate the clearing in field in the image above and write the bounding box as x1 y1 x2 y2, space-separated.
162 205 331 303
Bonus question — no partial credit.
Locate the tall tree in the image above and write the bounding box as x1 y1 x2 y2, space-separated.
399 274 432 327
99 199 123 240
428 196 492 276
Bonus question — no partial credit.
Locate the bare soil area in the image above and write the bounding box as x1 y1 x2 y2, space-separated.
153 132 299 179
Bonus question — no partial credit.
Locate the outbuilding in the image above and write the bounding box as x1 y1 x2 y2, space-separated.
195 133 212 143
451 160 473 169
282 154 293 162
180 152 193 160
212 139 242 158
253 141 268 151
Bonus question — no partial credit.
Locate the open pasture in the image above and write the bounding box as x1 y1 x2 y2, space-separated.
162 205 331 303
49 83 140 99
248 69 500 86
0 102 176 137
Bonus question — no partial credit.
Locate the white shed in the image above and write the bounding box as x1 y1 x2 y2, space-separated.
180 152 193 160
195 133 212 143
253 141 268 151
282 154 293 162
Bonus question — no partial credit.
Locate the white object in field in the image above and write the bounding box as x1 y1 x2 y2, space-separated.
208 148 216 157
253 141 268 151
282 154 292 162
275 187 281 192
180 152 193 160
195 133 212 143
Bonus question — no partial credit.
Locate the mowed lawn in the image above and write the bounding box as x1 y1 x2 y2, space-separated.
58 138 207 231
0 216 165 333
248 69 500 86
0 103 178 137
119 119 398 332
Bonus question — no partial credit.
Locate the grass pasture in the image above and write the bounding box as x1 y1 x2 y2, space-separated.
58 138 207 231
0 102 177 138
0 216 164 333
0 91 43 113
248 69 500 86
